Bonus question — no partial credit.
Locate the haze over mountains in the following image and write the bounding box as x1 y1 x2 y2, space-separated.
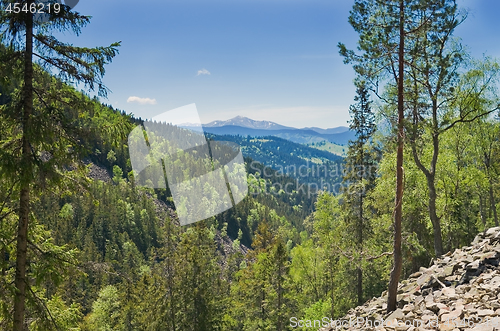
181 116 355 145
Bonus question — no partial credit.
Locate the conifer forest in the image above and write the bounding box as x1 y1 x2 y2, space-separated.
1 0 500 330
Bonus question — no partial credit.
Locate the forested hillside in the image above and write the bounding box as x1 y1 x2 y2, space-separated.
2 0 500 330
209 134 345 193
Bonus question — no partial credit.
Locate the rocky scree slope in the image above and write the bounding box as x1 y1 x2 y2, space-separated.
320 227 500 331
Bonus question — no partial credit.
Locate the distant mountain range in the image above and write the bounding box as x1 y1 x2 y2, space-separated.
181 116 355 146
204 116 292 130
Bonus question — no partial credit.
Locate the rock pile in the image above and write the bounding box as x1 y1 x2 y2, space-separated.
85 161 112 182
320 227 500 331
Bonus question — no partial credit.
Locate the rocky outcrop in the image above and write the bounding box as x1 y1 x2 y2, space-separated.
320 227 500 331
84 160 112 182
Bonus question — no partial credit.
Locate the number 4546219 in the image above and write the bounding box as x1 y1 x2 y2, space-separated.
4 2 61 14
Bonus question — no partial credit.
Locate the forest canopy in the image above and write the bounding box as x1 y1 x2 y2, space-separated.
1 0 500 330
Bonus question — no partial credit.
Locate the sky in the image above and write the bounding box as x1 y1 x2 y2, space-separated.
54 0 500 129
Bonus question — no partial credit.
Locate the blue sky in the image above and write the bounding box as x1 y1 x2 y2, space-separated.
58 0 500 128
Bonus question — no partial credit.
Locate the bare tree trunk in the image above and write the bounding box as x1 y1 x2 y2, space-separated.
277 253 283 331
13 4 33 330
387 0 404 313
330 255 335 318
166 222 177 331
489 178 498 226
357 267 362 305
357 193 363 306
427 173 444 256
410 112 445 257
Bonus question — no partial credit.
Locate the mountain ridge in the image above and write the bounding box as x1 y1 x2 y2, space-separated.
195 125 356 146
204 116 293 130
182 115 350 134
179 116 355 146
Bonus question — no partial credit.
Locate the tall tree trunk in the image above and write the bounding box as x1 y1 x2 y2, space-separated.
409 72 445 257
427 173 444 256
489 178 498 226
277 252 283 331
330 255 335 318
14 4 33 330
166 222 177 331
428 112 445 256
410 122 445 256
387 0 404 313
357 193 363 306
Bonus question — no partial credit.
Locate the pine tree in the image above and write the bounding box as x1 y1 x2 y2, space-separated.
339 0 408 312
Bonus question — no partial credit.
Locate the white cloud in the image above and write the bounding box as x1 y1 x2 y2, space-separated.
197 68 211 76
127 96 157 105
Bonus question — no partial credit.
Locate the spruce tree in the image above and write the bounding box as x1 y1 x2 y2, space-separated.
342 81 377 306
0 1 120 329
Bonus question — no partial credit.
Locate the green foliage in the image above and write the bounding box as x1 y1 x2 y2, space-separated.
228 222 293 331
84 285 121 330
30 295 82 331
112 165 124 184
2 1 500 328
0 215 83 329
301 299 332 331
107 150 117 164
